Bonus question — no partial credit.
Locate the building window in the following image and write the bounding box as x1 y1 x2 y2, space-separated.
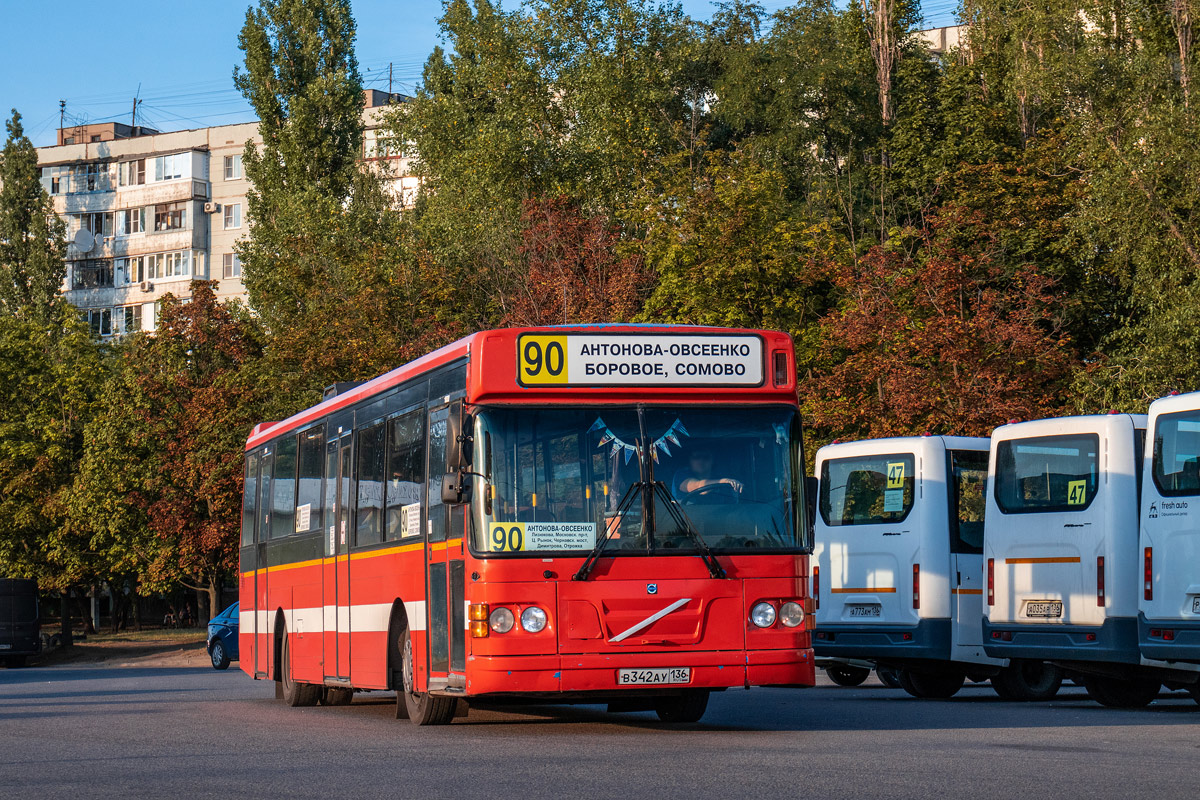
121 207 145 235
118 256 146 285
85 307 112 337
145 251 191 280
222 253 242 279
117 304 142 334
153 202 187 231
70 163 111 193
77 211 113 238
63 136 75 145
154 153 187 181
72 259 114 290
119 159 145 187
224 154 242 180
223 203 242 230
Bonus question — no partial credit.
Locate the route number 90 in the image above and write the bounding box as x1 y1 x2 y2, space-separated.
490 523 526 552
518 335 568 385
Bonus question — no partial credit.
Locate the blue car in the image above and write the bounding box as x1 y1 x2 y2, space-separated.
207 602 239 670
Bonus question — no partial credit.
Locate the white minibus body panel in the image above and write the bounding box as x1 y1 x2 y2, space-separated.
983 414 1146 665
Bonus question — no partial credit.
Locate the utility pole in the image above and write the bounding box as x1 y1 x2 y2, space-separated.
131 83 141 129
59 99 65 135
389 62 393 94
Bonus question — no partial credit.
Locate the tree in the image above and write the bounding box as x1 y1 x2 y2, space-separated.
0 109 67 319
235 0 411 386
0 302 103 589
803 211 1074 440
503 196 647 326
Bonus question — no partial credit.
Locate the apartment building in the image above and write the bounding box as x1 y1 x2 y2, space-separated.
36 89 415 337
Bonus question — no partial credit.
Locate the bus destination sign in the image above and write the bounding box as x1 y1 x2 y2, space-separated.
517 333 764 387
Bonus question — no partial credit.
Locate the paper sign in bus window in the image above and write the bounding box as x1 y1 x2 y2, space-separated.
883 489 904 512
1067 480 1087 505
886 462 906 490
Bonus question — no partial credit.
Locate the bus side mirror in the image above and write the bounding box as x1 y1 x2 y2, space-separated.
805 476 818 530
444 401 474 474
441 473 472 505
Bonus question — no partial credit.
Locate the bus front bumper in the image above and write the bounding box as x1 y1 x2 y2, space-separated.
463 649 815 695
982 616 1140 664
1138 613 1200 664
811 618 950 663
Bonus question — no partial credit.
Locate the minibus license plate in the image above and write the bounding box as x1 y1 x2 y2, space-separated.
617 668 691 685
1192 596 1200 614
848 604 881 617
1025 601 1062 618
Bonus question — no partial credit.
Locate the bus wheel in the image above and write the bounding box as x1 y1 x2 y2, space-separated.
992 660 1063 701
400 628 455 725
654 691 709 723
876 666 904 689
1082 675 1160 708
280 630 320 707
899 669 965 699
826 664 871 687
321 687 354 706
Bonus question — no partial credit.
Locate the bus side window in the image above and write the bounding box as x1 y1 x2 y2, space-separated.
296 427 324 533
258 452 274 542
386 410 425 540
427 407 450 543
272 435 298 539
356 421 386 547
242 452 260 546
324 440 338 555
949 450 987 554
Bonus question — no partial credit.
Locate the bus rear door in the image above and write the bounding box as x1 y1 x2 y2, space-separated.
947 447 990 661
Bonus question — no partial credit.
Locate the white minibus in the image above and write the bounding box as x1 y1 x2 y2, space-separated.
814 436 1062 699
982 413 1178 707
1138 391 1200 703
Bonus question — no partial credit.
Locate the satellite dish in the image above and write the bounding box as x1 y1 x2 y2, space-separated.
73 228 95 252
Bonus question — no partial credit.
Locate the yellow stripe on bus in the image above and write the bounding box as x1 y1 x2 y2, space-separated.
239 538 451 577
831 587 897 593
1004 557 1081 565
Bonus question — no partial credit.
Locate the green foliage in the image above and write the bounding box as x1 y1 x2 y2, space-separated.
0 110 67 320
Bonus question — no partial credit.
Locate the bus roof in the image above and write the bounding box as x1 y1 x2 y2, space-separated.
246 324 797 451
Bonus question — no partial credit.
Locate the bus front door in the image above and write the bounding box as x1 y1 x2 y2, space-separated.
424 404 467 693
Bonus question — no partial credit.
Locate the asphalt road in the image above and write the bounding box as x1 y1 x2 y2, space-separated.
2 666 1199 800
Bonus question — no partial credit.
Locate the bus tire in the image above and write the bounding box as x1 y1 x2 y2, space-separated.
280 629 320 707
992 660 1062 701
321 687 354 706
1082 675 1160 708
899 668 965 699
876 666 904 689
654 691 709 723
400 628 455 725
826 664 871 687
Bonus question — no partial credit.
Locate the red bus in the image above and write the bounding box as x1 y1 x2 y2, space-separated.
239 324 815 724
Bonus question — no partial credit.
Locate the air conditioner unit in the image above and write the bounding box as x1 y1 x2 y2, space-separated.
140 281 153 292
203 201 221 213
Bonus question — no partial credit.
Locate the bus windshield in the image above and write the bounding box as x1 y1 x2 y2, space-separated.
473 405 803 555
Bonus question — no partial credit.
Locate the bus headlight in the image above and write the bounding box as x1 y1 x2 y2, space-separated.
751 602 777 628
520 606 548 633
779 601 805 628
490 607 515 633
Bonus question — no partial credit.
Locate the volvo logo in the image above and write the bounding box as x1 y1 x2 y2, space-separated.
647 584 658 595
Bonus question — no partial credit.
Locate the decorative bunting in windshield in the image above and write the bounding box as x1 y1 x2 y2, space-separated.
588 418 690 464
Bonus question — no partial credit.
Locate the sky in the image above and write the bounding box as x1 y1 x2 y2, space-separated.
0 0 959 148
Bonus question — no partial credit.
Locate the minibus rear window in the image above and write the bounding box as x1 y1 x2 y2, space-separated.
1152 411 1200 497
994 434 1099 514
820 454 915 526
949 450 988 553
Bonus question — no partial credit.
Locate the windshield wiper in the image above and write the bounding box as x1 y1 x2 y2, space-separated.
572 481 643 581
651 481 727 579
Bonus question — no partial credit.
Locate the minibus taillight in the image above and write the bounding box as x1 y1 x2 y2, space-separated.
813 566 820 610
772 350 788 386
1144 547 1153 601
987 559 995 606
1097 556 1106 607
912 564 920 609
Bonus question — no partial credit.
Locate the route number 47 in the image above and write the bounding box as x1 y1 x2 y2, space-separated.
1067 480 1087 505
886 462 905 490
